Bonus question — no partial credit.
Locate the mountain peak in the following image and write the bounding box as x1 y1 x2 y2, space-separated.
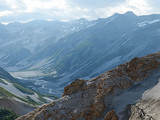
76 18 88 22
124 11 136 16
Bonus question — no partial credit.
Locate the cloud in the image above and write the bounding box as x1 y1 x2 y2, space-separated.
0 0 159 23
67 0 126 8
145 0 160 13
22 0 68 13
94 0 153 18
0 11 13 17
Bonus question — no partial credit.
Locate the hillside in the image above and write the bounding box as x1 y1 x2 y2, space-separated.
0 12 160 98
4 12 160 97
17 52 160 120
0 67 56 116
0 19 95 68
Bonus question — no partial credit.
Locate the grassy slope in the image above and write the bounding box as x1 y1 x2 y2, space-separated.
12 83 34 95
0 67 57 106
0 87 38 105
0 79 7 85
0 78 58 105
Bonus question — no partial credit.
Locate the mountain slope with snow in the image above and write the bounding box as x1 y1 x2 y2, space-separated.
0 12 160 96
0 19 96 69
14 12 160 95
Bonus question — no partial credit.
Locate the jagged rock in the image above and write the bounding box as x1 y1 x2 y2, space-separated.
125 56 159 81
16 52 160 120
129 105 155 120
63 79 85 96
129 105 146 120
104 110 118 120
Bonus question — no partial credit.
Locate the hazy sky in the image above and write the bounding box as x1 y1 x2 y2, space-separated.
0 0 160 23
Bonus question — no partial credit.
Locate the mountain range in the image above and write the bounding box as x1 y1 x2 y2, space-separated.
0 11 160 120
0 11 160 97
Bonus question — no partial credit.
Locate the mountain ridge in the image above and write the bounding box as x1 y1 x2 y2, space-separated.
1 11 160 97
17 52 160 120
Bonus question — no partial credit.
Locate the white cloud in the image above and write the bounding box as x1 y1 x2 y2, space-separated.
22 0 69 13
126 0 152 14
94 0 153 18
0 0 159 22
0 11 13 17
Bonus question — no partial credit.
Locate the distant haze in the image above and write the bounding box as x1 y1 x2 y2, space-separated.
0 0 160 23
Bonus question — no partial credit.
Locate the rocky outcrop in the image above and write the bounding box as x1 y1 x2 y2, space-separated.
129 104 155 120
129 96 160 120
17 52 160 120
63 79 85 96
104 110 118 120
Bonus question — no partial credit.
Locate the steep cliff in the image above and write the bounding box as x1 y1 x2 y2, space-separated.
17 52 160 120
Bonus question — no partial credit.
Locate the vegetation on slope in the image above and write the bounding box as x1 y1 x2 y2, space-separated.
0 67 58 106
0 87 38 105
0 79 7 85
12 83 58 103
12 83 34 95
0 108 19 120
0 87 13 98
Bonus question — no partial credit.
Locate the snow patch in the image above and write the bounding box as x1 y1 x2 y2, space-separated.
87 22 97 28
105 16 117 25
137 19 160 27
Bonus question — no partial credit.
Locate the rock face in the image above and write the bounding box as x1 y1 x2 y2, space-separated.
17 52 160 120
104 110 118 120
129 91 160 120
63 79 85 96
129 105 155 120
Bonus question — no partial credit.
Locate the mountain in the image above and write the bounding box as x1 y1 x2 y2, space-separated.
0 67 56 116
14 12 160 95
32 12 160 77
0 12 160 97
0 19 95 68
16 52 160 120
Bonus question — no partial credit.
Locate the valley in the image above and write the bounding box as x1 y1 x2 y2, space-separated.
10 71 62 97
1 12 160 98
0 11 160 119
0 67 57 117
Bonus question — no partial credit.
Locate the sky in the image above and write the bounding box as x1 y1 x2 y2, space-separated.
0 0 160 23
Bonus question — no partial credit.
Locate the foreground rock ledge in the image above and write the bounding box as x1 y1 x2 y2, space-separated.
17 52 160 120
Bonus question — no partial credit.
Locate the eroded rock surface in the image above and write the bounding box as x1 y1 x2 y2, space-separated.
129 103 156 120
104 110 118 120
17 52 160 120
